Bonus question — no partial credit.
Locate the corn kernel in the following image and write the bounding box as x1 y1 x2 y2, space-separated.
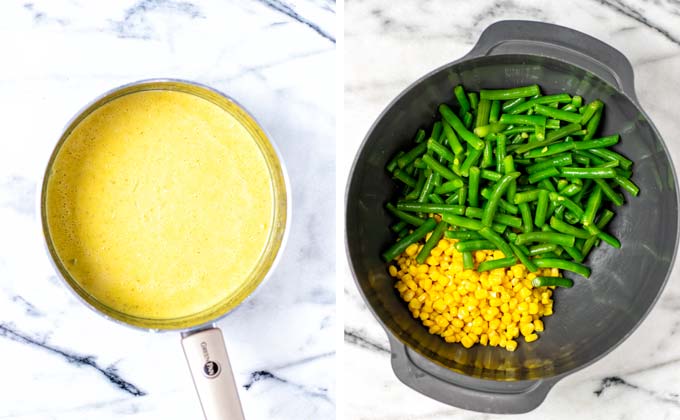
534 320 544 332
506 339 518 351
389 265 398 276
525 333 539 343
528 302 539 315
520 323 535 337
461 335 474 348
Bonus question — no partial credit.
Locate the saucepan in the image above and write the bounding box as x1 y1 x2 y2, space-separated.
346 21 678 413
40 79 290 419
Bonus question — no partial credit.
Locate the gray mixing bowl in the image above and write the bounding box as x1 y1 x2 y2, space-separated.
345 20 679 413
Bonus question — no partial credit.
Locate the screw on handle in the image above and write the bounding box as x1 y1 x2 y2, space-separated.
182 327 246 420
465 20 637 101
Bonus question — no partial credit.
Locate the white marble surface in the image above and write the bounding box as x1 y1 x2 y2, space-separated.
343 0 680 419
0 1 335 419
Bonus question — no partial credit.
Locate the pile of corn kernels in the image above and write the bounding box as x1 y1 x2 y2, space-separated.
389 236 557 352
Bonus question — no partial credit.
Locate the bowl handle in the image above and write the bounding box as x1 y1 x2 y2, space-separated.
464 20 637 101
387 333 561 414
181 327 245 420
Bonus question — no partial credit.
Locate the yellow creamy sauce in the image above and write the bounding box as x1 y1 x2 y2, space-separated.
46 90 274 319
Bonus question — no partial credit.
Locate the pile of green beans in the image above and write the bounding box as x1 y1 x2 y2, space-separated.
382 84 639 286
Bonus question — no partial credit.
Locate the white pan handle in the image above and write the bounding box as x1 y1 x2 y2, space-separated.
181 327 245 420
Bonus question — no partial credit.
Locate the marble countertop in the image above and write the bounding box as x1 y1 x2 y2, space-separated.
343 0 680 419
0 1 335 419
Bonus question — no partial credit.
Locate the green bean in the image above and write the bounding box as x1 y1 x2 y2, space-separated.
573 135 619 150
442 121 465 155
594 178 624 206
481 171 521 227
460 147 484 176
533 104 582 123
588 148 633 170
502 97 525 111
534 189 550 227
386 202 426 227
391 221 408 233
474 122 508 138
581 235 598 258
433 179 464 194
463 251 475 269
549 192 585 219
396 202 466 215
538 178 556 192
515 231 575 248
527 243 557 256
586 224 621 249
480 188 519 214
517 202 533 233
478 226 514 258
525 154 573 174
549 216 590 239
613 175 639 196
427 139 456 163
416 220 449 264
405 171 426 200
395 225 409 240
386 151 405 172
533 258 590 278
417 170 436 203
445 230 483 240
506 94 572 114
393 169 417 187
456 239 495 252
421 154 461 182
503 126 536 136
532 276 574 288
397 142 428 168
413 128 427 144
463 111 474 129
503 155 517 203
468 166 481 207
513 189 542 204
428 194 444 204
468 92 479 111
489 100 501 123
495 133 507 173
477 256 518 272
598 160 620 169
559 183 582 197
582 185 602 226
528 167 560 184
562 244 585 262
429 121 443 142
465 206 522 228
481 139 494 168
580 100 603 125
509 243 538 272
442 213 483 230
524 141 576 158
559 167 617 179
458 185 467 206
480 169 503 182
476 98 491 128
382 218 437 261
499 114 547 126
439 104 485 150
584 108 603 140
454 85 470 114
547 123 583 142
480 85 541 100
